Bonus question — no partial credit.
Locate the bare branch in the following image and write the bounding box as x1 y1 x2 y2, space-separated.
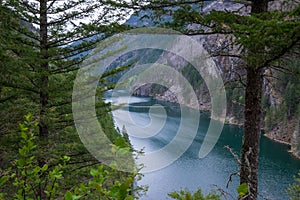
224 145 241 165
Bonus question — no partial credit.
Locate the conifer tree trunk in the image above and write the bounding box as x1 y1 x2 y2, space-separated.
39 0 49 137
240 67 263 200
239 1 269 199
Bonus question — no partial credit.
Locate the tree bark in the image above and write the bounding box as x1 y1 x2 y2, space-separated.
240 67 263 200
239 1 269 199
38 2 49 198
39 0 49 137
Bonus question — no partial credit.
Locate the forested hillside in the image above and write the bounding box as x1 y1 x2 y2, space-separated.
125 0 300 159
119 1 300 198
0 0 299 200
0 1 143 199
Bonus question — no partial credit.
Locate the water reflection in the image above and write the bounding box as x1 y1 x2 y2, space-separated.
111 96 300 200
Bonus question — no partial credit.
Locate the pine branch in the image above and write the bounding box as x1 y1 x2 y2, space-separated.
262 36 300 69
0 82 39 94
47 0 97 15
19 0 39 15
47 4 102 26
0 95 17 103
13 26 40 43
46 0 59 11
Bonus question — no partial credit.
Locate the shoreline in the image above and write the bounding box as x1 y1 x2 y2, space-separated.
263 133 300 160
288 150 300 160
263 133 292 146
138 94 300 160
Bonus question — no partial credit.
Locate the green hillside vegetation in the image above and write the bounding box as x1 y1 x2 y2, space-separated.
0 1 143 199
1 0 300 199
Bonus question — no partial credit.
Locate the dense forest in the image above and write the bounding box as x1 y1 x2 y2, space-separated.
1 0 300 200
0 0 144 199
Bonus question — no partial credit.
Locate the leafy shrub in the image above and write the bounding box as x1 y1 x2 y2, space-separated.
168 188 221 200
0 114 145 200
287 171 300 200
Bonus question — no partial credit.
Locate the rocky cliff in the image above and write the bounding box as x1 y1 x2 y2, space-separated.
123 0 300 158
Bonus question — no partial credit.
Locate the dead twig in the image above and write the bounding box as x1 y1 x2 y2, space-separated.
224 145 241 165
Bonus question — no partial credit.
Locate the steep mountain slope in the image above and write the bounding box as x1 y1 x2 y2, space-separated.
119 0 300 158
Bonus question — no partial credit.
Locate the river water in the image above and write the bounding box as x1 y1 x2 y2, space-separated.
110 92 300 200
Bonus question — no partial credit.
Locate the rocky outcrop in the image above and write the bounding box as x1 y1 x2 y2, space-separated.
291 119 300 158
125 0 300 158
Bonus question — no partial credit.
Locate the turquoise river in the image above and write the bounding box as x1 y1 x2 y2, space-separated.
109 92 300 200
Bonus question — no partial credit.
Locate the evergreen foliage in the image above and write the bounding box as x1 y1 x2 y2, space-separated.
108 0 300 199
0 1 143 199
0 114 144 199
168 188 221 200
0 0 130 136
288 171 300 200
1 0 300 199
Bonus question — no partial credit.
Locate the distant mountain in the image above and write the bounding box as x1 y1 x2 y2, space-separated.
111 0 300 159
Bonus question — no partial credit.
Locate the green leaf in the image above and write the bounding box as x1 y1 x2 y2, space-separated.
33 166 41 174
62 156 70 162
54 173 62 179
18 147 28 157
109 186 120 198
19 124 29 133
41 164 48 171
237 183 248 197
117 147 131 156
16 159 25 167
25 113 32 122
90 169 98 177
239 95 244 101
72 195 82 200
109 160 118 169
0 176 9 187
64 191 73 200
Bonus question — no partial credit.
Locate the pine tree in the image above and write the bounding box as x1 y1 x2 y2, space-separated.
0 1 142 198
108 0 300 199
0 2 37 133
2 0 130 136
